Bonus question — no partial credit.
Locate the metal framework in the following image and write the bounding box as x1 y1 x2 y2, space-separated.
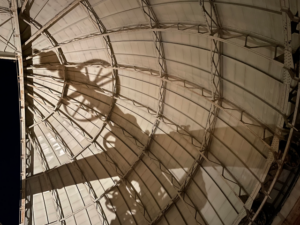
199 0 223 168
80 0 118 106
21 0 122 223
24 64 282 223
245 1 300 224
26 68 300 225
28 83 217 223
26 73 266 161
20 1 69 132
23 0 83 46
25 93 154 224
151 1 226 223
23 138 34 225
26 61 281 152
19 1 272 220
24 68 281 225
79 0 119 151
0 9 17 56
21 0 118 159
25 71 279 161
27 77 172 222
25 83 206 224
16 0 300 224
117 1 174 222
26 104 137 225
27 130 66 225
27 99 112 224
32 113 113 224
25 74 268 224
23 25 284 68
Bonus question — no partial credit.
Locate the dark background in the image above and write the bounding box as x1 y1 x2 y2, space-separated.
0 59 20 225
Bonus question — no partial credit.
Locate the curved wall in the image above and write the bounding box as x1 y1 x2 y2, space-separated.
5 0 299 224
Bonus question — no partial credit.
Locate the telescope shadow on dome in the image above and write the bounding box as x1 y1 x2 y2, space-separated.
24 51 266 225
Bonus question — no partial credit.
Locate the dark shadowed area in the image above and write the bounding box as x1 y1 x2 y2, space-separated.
0 59 20 225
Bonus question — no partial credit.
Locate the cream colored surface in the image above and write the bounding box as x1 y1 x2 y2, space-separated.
4 0 299 224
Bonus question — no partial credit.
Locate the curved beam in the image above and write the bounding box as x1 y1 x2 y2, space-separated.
22 0 283 51
24 23 284 67
80 0 119 145
27 41 283 83
129 1 173 222
151 1 226 223
90 1 281 16
199 0 223 152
